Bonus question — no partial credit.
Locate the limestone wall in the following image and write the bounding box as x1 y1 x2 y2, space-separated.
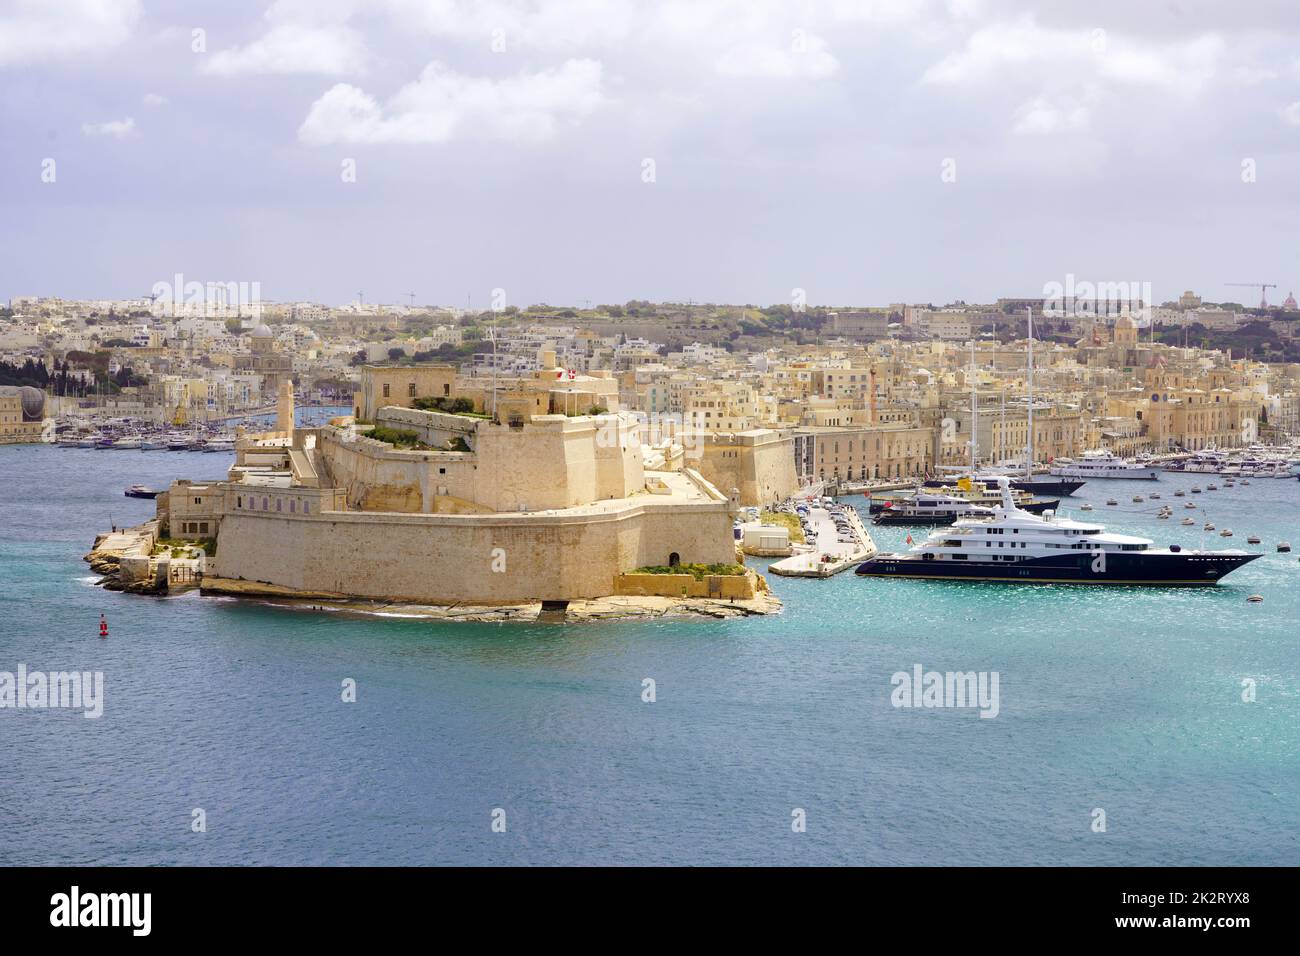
613 571 757 599
698 430 798 507
211 498 735 603
318 413 645 515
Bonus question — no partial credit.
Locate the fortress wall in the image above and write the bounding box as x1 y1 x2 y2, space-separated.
210 500 735 603
698 432 798 507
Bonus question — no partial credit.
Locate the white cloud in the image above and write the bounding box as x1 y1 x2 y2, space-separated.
298 59 606 145
82 117 135 138
924 16 1222 95
383 0 638 50
0 0 140 66
142 93 168 107
715 33 839 79
1012 96 1089 135
202 24 367 76
1282 101 1300 126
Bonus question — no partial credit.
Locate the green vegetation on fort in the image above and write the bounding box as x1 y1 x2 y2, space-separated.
759 510 806 544
151 537 215 557
411 395 489 417
632 563 746 579
366 426 431 449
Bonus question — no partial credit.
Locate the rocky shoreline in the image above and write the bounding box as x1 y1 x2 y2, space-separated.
198 575 782 622
84 521 168 594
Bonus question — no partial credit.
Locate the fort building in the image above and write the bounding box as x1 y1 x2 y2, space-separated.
153 394 747 606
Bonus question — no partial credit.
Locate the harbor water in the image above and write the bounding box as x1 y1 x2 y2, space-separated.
2 439 1297 865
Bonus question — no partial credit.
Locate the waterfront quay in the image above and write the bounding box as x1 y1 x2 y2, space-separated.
769 498 878 577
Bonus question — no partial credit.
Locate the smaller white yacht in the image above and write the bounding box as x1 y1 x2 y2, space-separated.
1049 450 1160 480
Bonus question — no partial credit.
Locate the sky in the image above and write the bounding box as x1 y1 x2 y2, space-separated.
3 0 1300 310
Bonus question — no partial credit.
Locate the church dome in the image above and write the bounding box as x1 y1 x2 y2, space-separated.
18 385 45 421
250 324 273 338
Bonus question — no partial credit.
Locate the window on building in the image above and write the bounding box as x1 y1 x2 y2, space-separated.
382 383 391 398
408 383 416 397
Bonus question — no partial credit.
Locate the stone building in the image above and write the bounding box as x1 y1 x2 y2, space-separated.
0 386 46 443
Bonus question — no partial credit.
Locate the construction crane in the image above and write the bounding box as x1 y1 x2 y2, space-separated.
1225 282 1277 309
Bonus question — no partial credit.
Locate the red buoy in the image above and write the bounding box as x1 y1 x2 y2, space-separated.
99 614 108 638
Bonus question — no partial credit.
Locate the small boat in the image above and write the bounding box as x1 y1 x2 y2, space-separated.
1246 535 1261 544
1106 498 1118 506
1150 493 1161 500
1080 503 1093 511
1132 495 1144 503
1182 518 1195 525
110 437 142 450
139 440 168 451
1241 480 1251 486
1207 483 1217 491
202 439 235 453
1279 542 1292 553
1220 529 1233 537
124 485 161 499
1184 502 1197 509
1190 486 1201 494
1204 522 1215 530
1174 490 1185 497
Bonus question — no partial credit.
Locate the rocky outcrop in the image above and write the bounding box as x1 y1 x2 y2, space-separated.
84 521 160 585
195 576 781 621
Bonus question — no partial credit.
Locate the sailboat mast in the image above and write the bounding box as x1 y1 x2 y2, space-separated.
969 337 977 472
1026 307 1034 478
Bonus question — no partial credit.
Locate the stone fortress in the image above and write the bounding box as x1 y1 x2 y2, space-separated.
153 361 785 611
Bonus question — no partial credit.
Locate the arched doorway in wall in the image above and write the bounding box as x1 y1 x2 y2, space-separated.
668 552 680 567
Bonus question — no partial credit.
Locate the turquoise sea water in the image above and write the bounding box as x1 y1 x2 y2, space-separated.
2 433 1298 865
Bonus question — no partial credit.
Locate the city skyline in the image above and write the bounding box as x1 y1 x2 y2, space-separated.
5 1 1300 306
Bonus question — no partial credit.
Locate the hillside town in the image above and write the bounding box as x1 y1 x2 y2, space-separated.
4 289 1299 473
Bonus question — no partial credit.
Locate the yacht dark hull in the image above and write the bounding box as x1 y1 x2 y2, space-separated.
855 550 1260 585
873 498 1059 524
925 477 1086 497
